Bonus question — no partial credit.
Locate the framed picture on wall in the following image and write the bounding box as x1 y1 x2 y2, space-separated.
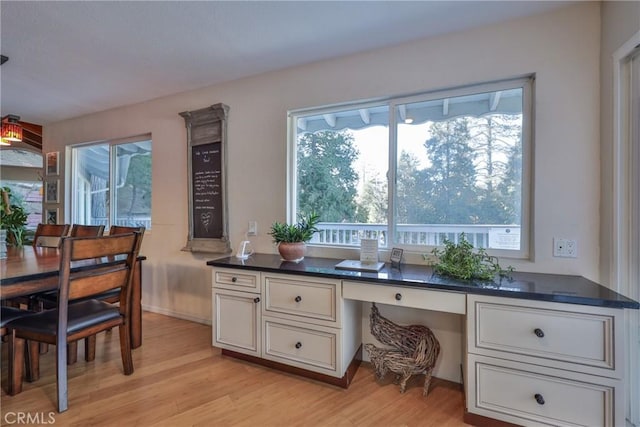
45 208 59 224
45 179 59 203
46 151 59 176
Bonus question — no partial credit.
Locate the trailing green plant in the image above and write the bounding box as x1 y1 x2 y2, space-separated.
0 186 28 246
425 233 513 281
269 212 320 244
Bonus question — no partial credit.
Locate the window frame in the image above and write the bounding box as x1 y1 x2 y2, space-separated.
288 76 534 259
69 133 152 232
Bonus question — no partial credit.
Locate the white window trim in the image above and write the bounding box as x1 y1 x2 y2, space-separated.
287 76 533 259
611 30 640 427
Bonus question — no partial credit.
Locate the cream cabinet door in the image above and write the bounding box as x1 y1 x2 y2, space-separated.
212 288 261 356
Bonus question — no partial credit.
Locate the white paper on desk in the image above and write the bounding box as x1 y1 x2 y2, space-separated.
360 238 378 263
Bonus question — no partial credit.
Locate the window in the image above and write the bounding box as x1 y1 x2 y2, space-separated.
70 136 152 230
0 148 44 229
289 77 532 257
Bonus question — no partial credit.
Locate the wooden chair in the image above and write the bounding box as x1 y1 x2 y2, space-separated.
364 303 440 396
32 223 71 248
6 232 143 412
69 224 105 237
37 226 144 362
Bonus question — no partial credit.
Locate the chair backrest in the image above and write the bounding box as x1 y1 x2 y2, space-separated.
69 224 105 237
109 225 146 238
33 223 71 248
57 232 143 318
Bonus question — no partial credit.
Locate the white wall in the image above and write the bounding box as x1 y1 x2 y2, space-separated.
44 3 601 383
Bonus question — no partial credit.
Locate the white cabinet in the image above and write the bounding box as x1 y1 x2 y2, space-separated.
212 268 261 356
466 295 625 427
212 268 361 386
261 273 360 379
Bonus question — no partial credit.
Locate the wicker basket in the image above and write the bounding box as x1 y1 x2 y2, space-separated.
365 303 440 396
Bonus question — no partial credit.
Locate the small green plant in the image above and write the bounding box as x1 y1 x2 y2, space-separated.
269 212 320 244
425 233 513 281
0 186 28 246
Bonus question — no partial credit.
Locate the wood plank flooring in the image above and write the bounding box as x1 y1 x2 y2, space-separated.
1 312 469 426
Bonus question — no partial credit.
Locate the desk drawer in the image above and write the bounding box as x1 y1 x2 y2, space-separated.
213 269 260 292
469 296 617 372
263 275 339 324
468 355 618 427
263 318 338 375
342 280 465 314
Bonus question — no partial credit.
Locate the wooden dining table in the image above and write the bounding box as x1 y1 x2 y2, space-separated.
1 245 146 348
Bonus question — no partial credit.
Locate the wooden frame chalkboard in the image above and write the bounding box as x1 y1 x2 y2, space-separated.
180 103 231 253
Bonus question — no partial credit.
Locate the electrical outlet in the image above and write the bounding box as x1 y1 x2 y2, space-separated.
553 237 577 258
248 221 257 236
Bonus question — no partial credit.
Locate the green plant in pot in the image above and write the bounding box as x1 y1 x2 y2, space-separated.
0 186 28 247
269 212 320 262
426 233 513 282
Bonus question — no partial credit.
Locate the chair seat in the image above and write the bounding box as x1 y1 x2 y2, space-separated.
8 300 121 336
1 307 33 327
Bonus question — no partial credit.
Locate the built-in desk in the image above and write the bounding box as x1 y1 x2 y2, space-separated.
207 254 638 427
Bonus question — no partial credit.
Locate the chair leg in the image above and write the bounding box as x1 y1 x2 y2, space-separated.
85 335 96 362
118 323 134 375
67 341 78 365
423 370 434 396
7 332 25 395
25 340 40 382
398 372 411 393
55 338 68 412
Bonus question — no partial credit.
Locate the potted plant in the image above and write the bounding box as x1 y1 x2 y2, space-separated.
426 233 513 282
0 187 28 247
269 212 320 262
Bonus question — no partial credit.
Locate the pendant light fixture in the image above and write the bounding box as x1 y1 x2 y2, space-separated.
1 115 23 145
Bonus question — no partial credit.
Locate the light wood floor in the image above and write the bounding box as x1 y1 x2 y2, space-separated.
1 312 470 426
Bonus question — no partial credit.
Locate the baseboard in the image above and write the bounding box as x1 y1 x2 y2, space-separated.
142 304 211 325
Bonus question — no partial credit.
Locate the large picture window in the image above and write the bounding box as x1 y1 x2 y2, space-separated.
289 77 532 257
71 136 152 230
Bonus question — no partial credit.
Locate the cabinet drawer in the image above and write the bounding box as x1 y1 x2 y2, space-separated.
468 355 619 427
468 296 620 373
263 275 339 324
343 280 465 314
213 269 260 292
263 318 338 375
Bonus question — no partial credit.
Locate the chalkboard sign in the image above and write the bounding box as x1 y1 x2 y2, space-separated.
191 142 222 238
180 103 231 253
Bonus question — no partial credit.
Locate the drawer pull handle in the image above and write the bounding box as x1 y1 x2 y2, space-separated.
295 296 302 303
534 393 545 405
395 293 402 301
253 297 260 304
534 328 545 338
295 342 302 349
231 277 237 283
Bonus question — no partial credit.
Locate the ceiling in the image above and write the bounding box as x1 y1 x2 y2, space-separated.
0 1 572 126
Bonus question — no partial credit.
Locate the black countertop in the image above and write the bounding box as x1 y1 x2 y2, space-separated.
207 253 639 309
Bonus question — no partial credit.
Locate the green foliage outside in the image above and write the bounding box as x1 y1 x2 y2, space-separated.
119 152 152 217
0 186 28 246
296 131 366 223
428 233 514 281
296 114 523 239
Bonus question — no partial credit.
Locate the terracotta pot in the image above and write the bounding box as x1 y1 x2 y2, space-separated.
277 242 306 262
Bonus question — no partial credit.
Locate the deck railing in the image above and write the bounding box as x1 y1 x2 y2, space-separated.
311 223 520 250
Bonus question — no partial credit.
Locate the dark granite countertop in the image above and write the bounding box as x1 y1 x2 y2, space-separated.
207 253 639 309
